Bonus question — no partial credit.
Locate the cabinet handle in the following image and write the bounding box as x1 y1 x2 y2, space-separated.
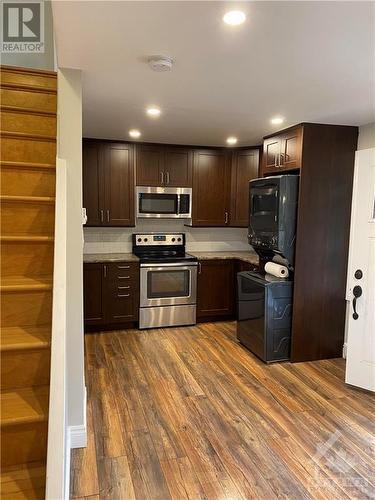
118 276 130 279
118 265 130 269
118 293 130 298
103 265 107 278
224 211 229 224
198 262 202 274
106 209 110 222
160 171 164 184
166 171 170 184
118 285 130 290
100 210 104 223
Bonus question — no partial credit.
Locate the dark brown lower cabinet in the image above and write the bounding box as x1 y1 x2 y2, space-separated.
83 261 139 329
197 260 235 321
83 263 105 325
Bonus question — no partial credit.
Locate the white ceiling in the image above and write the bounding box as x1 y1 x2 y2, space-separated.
52 1 375 146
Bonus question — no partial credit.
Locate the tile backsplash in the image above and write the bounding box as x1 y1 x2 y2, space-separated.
84 219 252 254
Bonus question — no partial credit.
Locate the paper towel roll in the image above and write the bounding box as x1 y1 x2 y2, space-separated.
264 261 289 278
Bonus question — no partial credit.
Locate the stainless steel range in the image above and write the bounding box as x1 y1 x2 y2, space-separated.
132 233 197 329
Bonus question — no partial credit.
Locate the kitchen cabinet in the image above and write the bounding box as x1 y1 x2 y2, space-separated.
103 143 135 226
192 149 231 226
197 259 235 320
83 141 103 226
83 263 105 325
163 147 192 186
230 148 260 227
83 261 139 328
83 139 135 227
262 125 302 175
105 262 139 323
136 144 192 187
136 144 163 186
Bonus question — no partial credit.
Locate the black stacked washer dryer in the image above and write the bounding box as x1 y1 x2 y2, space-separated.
237 174 299 363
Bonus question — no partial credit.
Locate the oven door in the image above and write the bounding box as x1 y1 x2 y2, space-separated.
140 263 197 307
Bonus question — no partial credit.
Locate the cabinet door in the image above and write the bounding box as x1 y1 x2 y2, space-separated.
163 147 192 187
230 148 260 227
197 260 234 319
83 141 104 226
103 143 135 226
104 262 139 323
136 144 163 186
192 149 230 226
83 263 105 325
263 136 282 174
280 127 302 171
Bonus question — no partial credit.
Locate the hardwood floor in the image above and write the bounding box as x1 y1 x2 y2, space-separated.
70 322 375 499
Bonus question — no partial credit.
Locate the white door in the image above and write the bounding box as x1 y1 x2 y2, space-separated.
345 148 375 392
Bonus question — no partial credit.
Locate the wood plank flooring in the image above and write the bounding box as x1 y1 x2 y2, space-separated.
70 322 375 499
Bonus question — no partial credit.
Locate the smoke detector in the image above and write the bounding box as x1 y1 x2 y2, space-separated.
148 55 173 72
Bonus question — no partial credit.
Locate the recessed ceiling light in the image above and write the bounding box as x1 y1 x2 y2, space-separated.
223 10 246 26
271 116 284 125
129 129 141 139
146 106 161 117
226 136 238 145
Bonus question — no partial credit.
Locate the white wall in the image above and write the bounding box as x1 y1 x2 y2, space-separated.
57 69 86 436
84 221 250 254
358 122 375 150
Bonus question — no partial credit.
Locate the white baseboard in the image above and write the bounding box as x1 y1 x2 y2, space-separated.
343 342 348 359
68 386 87 449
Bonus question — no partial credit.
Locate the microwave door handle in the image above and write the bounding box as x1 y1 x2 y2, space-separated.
177 194 180 215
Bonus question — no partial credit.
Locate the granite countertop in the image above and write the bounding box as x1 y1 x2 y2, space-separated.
189 251 259 265
83 251 259 265
83 253 139 263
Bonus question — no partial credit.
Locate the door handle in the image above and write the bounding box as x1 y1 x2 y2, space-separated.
198 262 202 274
106 210 110 223
166 171 170 184
103 264 107 278
352 285 362 320
100 210 104 223
160 171 164 184
224 211 229 224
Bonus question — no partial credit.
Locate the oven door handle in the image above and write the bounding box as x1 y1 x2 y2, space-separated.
140 263 198 270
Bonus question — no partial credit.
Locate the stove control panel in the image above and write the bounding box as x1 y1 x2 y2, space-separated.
133 233 185 246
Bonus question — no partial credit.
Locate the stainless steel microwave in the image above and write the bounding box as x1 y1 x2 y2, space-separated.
136 187 192 219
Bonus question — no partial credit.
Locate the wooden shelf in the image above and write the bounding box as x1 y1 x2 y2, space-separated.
1 386 49 427
1 326 50 352
0 276 53 293
0 131 56 142
1 461 46 498
1 236 54 243
0 195 55 204
0 161 55 171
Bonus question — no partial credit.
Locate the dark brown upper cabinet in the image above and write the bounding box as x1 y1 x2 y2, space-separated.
230 148 260 227
163 147 192 186
83 141 103 226
191 149 231 226
83 139 135 227
103 142 135 226
135 144 163 186
136 144 192 187
262 125 302 175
